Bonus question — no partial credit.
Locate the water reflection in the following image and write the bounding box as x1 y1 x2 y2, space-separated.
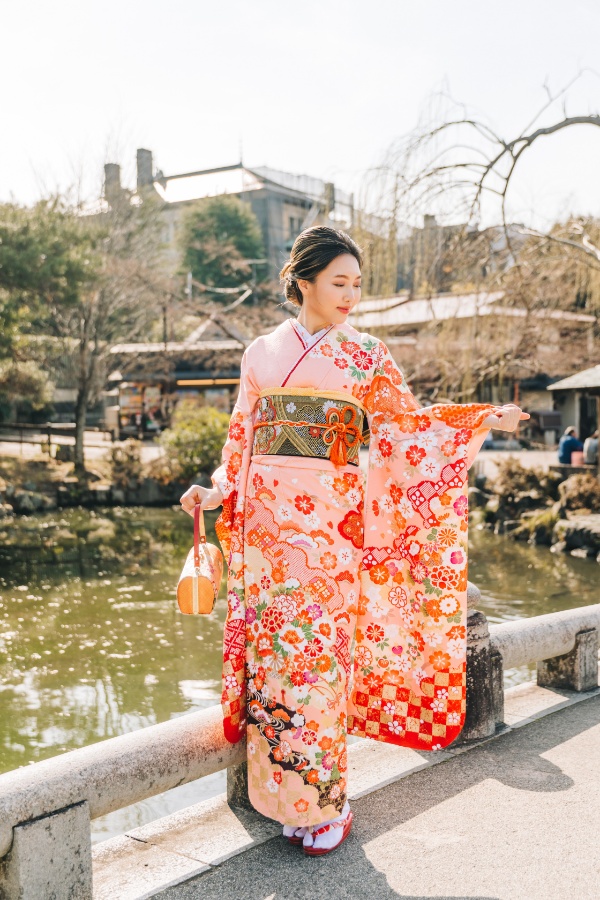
0 507 227 840
0 509 597 841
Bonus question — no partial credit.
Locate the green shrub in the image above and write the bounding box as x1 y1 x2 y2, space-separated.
558 473 600 512
110 439 142 489
512 508 560 545
158 402 230 484
493 456 561 516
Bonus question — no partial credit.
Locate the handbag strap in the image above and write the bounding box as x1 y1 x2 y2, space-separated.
193 502 206 567
193 503 219 600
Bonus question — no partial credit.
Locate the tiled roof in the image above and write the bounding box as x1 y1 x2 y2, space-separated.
547 365 600 391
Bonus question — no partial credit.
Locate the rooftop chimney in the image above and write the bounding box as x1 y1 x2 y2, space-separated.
136 148 154 190
103 163 122 203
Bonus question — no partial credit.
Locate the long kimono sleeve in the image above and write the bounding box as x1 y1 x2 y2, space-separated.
347 341 500 750
212 348 259 563
211 348 259 744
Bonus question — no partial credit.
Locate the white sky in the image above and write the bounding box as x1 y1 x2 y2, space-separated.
2 0 600 229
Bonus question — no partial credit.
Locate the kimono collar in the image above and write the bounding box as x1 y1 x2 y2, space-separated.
290 318 332 350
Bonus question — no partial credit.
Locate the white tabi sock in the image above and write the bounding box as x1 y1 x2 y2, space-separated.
302 801 351 850
282 824 308 840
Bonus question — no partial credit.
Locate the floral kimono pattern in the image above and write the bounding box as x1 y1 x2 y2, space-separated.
211 318 499 826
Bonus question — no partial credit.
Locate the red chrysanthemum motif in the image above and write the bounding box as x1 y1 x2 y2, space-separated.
305 637 324 659
406 445 426 466
261 607 286 634
340 341 361 355
379 438 392 458
226 452 242 481
294 494 314 514
334 357 349 369
366 623 385 643
390 483 403 504
338 505 364 549
453 428 472 446
352 350 373 371
430 565 460 590
229 420 245 441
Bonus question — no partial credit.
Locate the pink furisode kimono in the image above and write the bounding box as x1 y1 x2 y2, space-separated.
211 317 499 827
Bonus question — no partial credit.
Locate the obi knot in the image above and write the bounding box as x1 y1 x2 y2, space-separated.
322 406 362 466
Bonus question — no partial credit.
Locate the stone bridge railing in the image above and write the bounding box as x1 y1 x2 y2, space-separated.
0 588 598 899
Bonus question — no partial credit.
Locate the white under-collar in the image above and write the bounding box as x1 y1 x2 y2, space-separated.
291 318 331 348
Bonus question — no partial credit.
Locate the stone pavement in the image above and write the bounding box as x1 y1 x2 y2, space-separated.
157 694 600 900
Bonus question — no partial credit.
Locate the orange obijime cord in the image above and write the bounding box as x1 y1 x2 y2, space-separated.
253 406 364 467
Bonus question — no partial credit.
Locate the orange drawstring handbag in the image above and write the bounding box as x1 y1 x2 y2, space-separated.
177 504 223 614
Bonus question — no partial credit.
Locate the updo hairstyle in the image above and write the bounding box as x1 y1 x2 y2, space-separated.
279 226 363 307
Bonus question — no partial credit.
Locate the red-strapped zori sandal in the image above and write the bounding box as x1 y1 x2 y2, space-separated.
303 809 353 857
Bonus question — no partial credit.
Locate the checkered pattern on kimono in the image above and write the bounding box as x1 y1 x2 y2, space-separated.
247 743 281 818
349 664 466 748
247 739 319 824
222 616 247 740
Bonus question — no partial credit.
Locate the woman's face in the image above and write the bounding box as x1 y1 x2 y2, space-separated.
298 253 361 327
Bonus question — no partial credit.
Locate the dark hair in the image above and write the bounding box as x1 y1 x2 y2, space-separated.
279 226 363 307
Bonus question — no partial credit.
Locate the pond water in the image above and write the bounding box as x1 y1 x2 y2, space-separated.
0 507 597 842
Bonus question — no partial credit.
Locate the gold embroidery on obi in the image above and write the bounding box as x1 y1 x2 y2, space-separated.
253 389 370 467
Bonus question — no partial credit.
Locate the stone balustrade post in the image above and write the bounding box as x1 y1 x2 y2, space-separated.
454 582 504 744
537 627 599 692
0 801 92 900
226 732 252 810
227 760 252 810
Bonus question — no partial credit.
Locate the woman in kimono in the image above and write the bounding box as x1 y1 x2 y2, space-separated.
180 226 528 856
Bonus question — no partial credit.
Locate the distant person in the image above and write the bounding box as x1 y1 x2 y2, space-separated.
583 429 599 466
557 426 583 464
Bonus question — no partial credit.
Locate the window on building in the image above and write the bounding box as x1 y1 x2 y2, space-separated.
288 216 303 240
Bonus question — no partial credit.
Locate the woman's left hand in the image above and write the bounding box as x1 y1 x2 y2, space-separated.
483 404 530 433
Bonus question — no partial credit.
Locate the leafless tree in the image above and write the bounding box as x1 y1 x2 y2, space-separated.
45 191 168 474
358 75 600 407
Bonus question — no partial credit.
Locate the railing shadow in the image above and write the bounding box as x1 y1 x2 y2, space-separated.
154 693 599 900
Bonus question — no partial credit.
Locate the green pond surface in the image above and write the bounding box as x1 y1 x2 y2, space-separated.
0 507 598 843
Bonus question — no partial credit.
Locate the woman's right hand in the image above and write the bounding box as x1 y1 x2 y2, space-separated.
179 484 224 517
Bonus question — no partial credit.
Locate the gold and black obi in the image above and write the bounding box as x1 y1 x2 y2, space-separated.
253 388 370 467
